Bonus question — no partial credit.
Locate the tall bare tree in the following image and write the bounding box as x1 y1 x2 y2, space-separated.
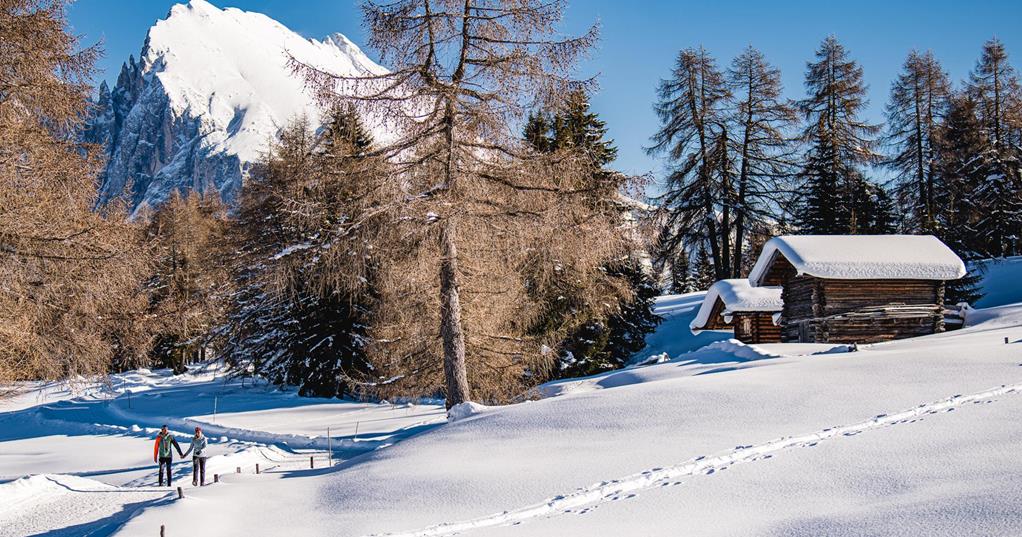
647 47 731 279
145 190 231 373
797 36 882 234
0 0 149 385
294 0 627 406
884 50 951 232
726 46 797 276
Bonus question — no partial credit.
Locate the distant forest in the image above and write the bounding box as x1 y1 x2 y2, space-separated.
652 37 1020 307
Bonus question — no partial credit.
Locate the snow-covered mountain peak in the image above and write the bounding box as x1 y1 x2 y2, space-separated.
87 1 384 210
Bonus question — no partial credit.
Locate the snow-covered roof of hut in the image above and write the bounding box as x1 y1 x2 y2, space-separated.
748 235 966 287
690 279 783 333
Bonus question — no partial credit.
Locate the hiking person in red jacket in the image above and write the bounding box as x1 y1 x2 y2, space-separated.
153 425 184 486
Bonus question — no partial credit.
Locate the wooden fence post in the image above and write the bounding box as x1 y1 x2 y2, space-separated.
214 474 219 483
236 466 241 474
160 524 165 537
310 456 314 469
255 463 260 474
176 486 183 499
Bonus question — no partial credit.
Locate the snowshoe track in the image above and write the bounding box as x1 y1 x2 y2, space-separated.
373 382 1022 537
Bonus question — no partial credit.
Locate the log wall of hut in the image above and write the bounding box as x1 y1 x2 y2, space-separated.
733 312 782 344
780 275 946 344
701 298 731 330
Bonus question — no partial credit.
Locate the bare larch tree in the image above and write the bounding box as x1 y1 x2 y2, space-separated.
0 0 149 386
294 1 628 406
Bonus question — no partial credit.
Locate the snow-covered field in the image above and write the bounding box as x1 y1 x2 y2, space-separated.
4 258 1022 536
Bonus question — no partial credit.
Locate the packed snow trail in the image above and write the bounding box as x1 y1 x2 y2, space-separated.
0 475 172 537
373 382 1022 537
0 446 334 537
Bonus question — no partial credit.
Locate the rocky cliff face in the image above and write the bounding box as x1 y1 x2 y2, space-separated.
85 0 384 211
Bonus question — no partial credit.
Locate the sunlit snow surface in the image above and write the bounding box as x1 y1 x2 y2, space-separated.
4 260 1022 536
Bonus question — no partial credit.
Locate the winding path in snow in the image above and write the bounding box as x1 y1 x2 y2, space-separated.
372 382 1022 537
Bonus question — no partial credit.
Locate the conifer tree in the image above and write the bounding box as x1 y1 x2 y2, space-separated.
0 0 150 385
670 248 696 294
934 95 987 304
966 39 1022 256
295 0 630 405
523 90 660 377
223 111 380 398
694 243 716 291
867 184 900 234
648 47 731 279
797 36 882 234
146 191 231 374
726 46 798 276
552 90 618 167
884 50 952 232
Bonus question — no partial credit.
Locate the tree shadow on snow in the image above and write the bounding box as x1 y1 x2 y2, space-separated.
27 495 174 537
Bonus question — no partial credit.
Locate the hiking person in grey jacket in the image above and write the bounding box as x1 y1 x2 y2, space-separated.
182 426 209 486
153 425 184 486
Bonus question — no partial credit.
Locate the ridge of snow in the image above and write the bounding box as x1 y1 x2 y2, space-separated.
690 279 782 333
748 235 967 286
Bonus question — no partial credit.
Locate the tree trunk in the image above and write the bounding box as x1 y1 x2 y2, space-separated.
688 62 723 279
438 0 473 410
733 70 754 277
439 217 470 409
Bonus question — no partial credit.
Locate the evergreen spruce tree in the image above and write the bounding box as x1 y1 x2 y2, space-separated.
884 50 952 232
525 92 660 378
866 184 900 234
694 243 716 290
797 36 882 234
523 112 554 153
552 90 618 167
934 95 988 304
966 39 1022 257
670 248 696 294
223 110 379 398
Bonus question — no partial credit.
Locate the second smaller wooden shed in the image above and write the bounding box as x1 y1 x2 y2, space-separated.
690 279 784 343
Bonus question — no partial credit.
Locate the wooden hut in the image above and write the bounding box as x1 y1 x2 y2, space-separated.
747 235 966 344
690 279 784 343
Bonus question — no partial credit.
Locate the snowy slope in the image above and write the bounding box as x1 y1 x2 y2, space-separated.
107 307 1022 537
86 0 384 210
973 256 1022 308
5 260 1022 536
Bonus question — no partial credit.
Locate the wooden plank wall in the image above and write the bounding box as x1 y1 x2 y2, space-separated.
780 276 946 344
734 312 782 343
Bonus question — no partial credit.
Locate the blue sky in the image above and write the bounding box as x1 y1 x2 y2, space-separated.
69 0 1022 177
